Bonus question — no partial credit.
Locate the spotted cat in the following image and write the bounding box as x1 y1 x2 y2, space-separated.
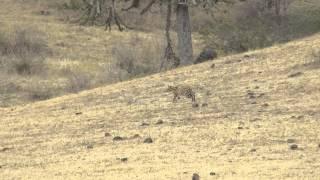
167 85 196 103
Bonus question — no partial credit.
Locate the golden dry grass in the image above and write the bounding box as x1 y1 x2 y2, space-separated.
1 29 320 179
1 0 206 107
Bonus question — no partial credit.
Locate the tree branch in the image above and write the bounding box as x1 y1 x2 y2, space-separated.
140 0 157 15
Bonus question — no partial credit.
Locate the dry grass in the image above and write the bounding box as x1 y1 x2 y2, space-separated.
0 0 199 107
1 30 320 179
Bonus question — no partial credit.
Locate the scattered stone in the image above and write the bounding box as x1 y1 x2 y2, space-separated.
211 64 215 68
156 120 164 125
192 173 200 180
287 139 295 143
288 72 303 78
183 172 188 174
194 47 217 64
143 137 153 144
86 144 93 149
192 103 199 108
251 102 257 104
75 112 82 115
318 144 320 148
290 144 298 150
210 172 216 176
238 127 243 130
250 148 257 152
202 103 208 107
258 71 262 74
113 136 124 141
250 118 262 122
40 10 50 15
104 132 111 137
120 157 128 162
0 147 11 152
297 115 304 120
255 86 259 89
247 91 255 99
132 134 141 139
206 91 212 96
262 103 269 107
244 55 250 58
141 122 150 126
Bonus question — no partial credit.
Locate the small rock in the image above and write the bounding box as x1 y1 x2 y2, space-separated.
209 172 216 176
288 72 303 78
318 144 320 148
120 157 128 162
143 137 153 144
192 103 199 108
194 47 217 64
238 127 243 130
297 115 304 120
75 112 82 115
40 10 50 15
250 148 257 152
192 173 200 180
141 122 150 126
113 136 124 141
211 64 215 68
262 103 269 107
104 132 111 137
250 118 261 122
86 144 93 149
0 147 10 152
287 139 295 143
206 91 212 96
251 102 257 104
132 134 141 139
202 103 208 107
258 71 262 74
156 120 164 125
255 86 259 89
290 144 298 150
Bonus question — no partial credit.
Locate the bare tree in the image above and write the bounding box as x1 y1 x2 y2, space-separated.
78 0 229 68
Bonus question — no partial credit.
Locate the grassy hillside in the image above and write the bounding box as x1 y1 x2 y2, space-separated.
0 0 205 107
1 31 320 179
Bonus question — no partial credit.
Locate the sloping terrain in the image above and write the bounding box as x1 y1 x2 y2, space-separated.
1 0 206 107
1 32 320 179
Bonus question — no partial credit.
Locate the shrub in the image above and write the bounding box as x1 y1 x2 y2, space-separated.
111 35 164 80
0 26 50 75
65 69 93 93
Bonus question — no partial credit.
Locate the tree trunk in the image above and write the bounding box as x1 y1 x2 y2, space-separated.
176 4 193 65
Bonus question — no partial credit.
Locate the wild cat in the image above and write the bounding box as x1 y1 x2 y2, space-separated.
166 85 196 103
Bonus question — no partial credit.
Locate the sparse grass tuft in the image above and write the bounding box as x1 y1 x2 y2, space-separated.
0 26 50 75
111 35 164 79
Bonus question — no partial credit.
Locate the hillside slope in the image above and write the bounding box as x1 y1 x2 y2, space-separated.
1 34 320 179
1 0 205 107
